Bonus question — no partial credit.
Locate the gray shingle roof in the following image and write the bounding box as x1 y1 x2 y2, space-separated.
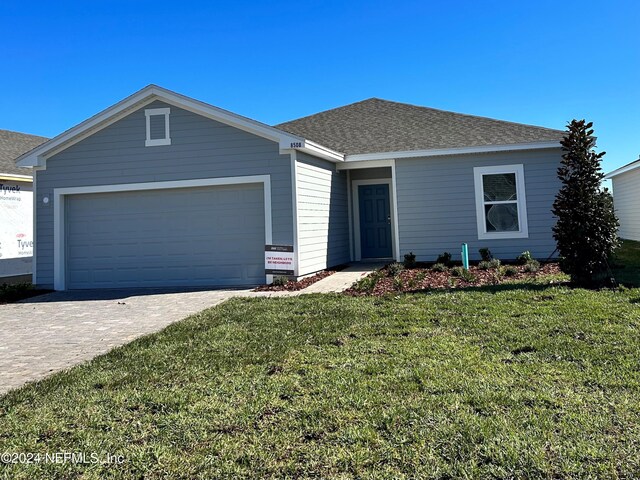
275 98 564 156
0 129 48 177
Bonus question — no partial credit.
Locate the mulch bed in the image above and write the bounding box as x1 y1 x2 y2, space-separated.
344 262 563 296
253 265 347 292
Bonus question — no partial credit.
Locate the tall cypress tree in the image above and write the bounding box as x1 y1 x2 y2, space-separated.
552 119 619 286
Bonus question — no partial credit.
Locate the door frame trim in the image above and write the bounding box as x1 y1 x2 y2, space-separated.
352 178 397 262
53 175 272 290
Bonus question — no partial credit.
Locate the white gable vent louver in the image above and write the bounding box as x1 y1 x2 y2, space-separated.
145 108 171 146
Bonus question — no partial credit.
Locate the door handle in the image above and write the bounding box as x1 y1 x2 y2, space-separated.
387 215 391 225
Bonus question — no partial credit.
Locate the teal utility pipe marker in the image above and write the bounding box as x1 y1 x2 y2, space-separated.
461 243 469 270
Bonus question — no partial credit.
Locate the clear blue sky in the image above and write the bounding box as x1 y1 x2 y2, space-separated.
1 0 638 173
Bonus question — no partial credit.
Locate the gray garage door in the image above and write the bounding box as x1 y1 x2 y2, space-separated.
65 183 265 289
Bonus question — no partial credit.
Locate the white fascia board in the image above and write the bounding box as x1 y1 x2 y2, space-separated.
605 160 640 179
0 173 33 181
336 159 394 170
279 139 345 163
344 141 562 162
16 84 309 169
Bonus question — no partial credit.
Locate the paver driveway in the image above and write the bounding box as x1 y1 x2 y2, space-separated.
0 288 248 394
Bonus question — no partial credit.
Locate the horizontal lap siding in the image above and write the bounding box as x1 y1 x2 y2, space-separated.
395 149 562 261
612 170 640 241
296 152 349 275
35 100 293 288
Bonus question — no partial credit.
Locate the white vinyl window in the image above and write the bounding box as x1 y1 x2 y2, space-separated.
145 108 171 146
473 164 528 239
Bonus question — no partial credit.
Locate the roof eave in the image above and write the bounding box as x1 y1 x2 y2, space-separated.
605 160 640 179
344 141 562 162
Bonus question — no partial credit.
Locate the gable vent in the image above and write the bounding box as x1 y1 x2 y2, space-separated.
145 108 171 146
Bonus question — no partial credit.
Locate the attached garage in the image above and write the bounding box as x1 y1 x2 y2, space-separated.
54 177 272 290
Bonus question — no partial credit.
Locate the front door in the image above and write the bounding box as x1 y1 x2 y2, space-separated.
358 184 392 258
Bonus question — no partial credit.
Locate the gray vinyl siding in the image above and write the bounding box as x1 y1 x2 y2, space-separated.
395 149 562 261
34 100 293 288
296 152 349 275
612 169 640 241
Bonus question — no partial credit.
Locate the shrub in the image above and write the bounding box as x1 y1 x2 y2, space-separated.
523 260 540 273
403 252 417 269
393 277 404 291
272 276 289 286
479 248 493 262
436 252 453 267
516 251 533 265
388 262 405 276
488 258 501 269
353 270 384 292
552 119 619 286
503 265 518 277
451 266 465 277
431 263 448 273
478 261 492 271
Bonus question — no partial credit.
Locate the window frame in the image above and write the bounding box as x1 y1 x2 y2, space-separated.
145 107 171 147
473 164 529 240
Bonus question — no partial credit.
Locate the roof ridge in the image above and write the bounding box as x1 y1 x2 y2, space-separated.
278 97 565 135
275 98 377 127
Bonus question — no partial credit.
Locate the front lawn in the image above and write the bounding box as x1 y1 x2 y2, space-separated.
612 239 640 287
1 289 640 478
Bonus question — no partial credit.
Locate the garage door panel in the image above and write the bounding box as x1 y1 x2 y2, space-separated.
65 183 265 289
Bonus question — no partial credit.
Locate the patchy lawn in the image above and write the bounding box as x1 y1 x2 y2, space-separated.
612 239 640 287
1 289 640 478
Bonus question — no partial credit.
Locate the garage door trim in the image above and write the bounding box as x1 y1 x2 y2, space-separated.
53 175 272 290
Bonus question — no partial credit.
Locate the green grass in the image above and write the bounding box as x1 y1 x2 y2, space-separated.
612 239 640 287
1 289 640 478
0 283 48 304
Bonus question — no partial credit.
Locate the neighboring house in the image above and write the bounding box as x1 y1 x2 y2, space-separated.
0 129 48 278
16 85 564 290
606 157 640 241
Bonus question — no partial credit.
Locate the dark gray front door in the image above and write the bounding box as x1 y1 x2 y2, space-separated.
358 184 392 258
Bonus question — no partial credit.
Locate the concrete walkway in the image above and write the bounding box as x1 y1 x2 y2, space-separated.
301 262 386 293
0 262 384 394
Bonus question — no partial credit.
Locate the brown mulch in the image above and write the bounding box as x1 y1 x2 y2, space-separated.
344 262 563 296
253 265 347 292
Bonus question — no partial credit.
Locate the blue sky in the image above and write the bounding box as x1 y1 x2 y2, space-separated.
1 0 638 172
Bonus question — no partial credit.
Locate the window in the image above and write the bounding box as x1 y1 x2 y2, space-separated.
473 164 528 239
145 108 171 146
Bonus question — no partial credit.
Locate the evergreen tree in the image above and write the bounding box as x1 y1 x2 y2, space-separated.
552 120 619 286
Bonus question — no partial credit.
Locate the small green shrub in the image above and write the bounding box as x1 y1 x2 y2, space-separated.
488 258 502 269
431 263 448 273
272 276 290 286
436 252 453 267
403 252 417 269
393 277 404 291
451 266 465 277
524 260 541 273
516 251 533 265
479 248 493 262
503 265 518 277
388 262 405 276
415 271 427 282
353 270 385 292
479 258 501 270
